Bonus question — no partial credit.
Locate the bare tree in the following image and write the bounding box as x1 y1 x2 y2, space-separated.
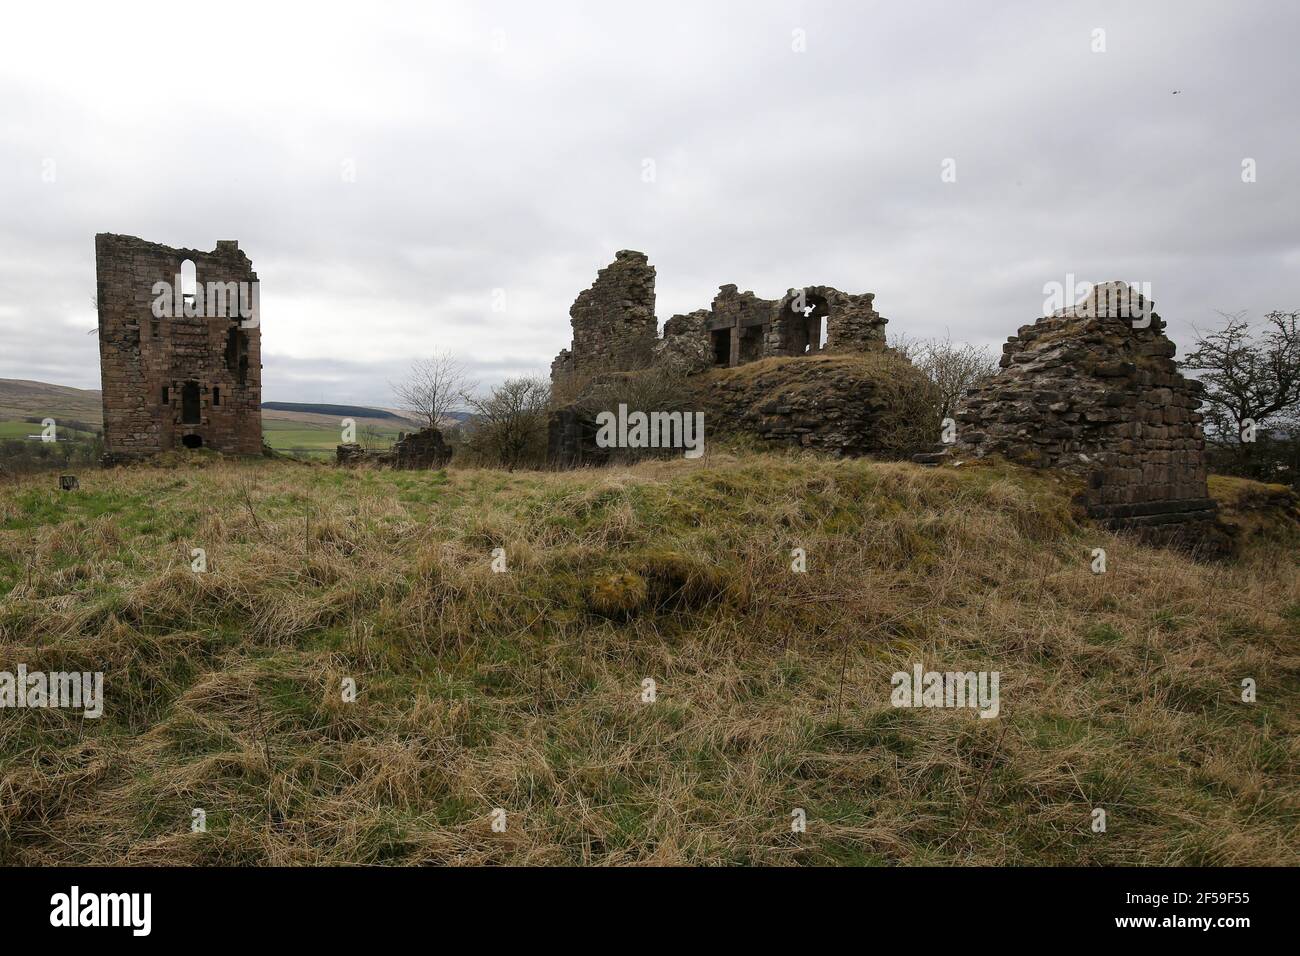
1183 310 1300 445
464 376 552 470
391 352 475 429
894 333 999 421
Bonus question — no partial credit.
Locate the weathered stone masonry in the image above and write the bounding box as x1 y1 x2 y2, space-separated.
659 283 886 374
552 250 889 388
941 282 1220 544
548 250 919 463
551 250 658 383
336 425 452 469
553 259 1223 548
96 234 262 459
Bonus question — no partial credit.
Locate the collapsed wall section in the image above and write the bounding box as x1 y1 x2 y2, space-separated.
946 282 1220 545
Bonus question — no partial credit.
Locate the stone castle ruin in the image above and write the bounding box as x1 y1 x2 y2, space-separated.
935 282 1221 547
96 233 262 460
548 251 925 463
88 234 1222 547
550 253 1222 547
550 250 888 382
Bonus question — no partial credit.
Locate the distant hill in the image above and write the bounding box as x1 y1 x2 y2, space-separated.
262 401 406 420
0 380 435 431
0 378 103 424
259 403 468 427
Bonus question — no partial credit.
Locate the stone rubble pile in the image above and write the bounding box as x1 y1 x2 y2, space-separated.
337 425 452 469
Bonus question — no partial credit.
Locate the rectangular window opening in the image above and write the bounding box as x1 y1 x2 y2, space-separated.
182 381 201 425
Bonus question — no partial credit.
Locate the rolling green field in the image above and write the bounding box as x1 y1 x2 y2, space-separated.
1 452 1296 865
0 422 47 440
0 418 404 462
0 421 99 440
261 418 405 458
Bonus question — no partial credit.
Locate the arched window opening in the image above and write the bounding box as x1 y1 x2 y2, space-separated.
180 259 197 308
785 292 830 355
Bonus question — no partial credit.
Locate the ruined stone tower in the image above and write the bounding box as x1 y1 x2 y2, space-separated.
944 282 1219 544
95 234 262 459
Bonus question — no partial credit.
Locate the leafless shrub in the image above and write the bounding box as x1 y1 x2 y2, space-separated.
893 333 999 422
462 376 552 470
391 352 476 429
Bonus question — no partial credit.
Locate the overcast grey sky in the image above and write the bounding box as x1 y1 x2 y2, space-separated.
1 0 1296 405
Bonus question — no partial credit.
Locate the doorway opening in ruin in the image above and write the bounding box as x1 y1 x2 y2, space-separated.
710 329 731 366
181 434 203 449
785 293 830 355
181 381 201 424
738 325 764 363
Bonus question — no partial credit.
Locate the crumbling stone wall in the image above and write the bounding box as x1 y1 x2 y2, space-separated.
547 407 608 467
550 349 575 386
654 310 714 375
943 283 1219 544
549 252 889 389
811 288 888 354
709 286 780 366
391 427 453 468
564 250 658 380
96 233 262 459
337 425 452 469
548 251 905 466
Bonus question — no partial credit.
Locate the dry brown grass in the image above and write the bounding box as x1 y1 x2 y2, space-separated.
0 450 1296 865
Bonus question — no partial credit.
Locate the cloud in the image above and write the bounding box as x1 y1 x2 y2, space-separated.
1 0 1297 405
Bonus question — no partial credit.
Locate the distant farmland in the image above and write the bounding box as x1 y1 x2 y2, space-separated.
0 379 422 460
261 416 410 458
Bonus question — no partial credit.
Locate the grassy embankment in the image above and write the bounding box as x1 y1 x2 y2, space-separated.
0 452 1296 865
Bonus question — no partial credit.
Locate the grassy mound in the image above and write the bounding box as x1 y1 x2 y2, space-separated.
0 453 1296 865
1209 475 1300 544
693 352 940 457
